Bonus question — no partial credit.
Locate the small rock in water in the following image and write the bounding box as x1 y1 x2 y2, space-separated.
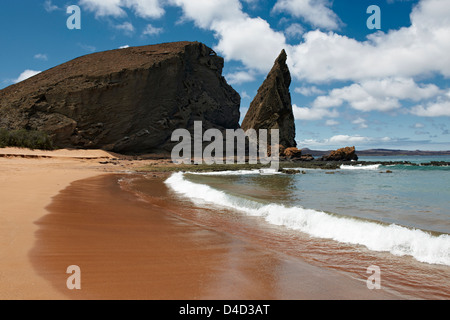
280 169 301 174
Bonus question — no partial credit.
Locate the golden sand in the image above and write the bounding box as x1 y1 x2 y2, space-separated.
0 148 400 300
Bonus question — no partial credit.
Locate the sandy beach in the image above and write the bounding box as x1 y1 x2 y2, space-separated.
0 148 122 299
0 147 402 300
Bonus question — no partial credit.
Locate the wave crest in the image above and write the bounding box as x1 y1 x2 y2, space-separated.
165 172 450 266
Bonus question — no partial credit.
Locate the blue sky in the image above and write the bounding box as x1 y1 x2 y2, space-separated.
1 0 449 150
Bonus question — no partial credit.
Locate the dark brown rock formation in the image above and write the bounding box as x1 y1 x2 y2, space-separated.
0 42 240 154
280 169 301 175
321 146 359 161
241 50 296 148
283 147 302 159
299 154 314 161
280 147 314 161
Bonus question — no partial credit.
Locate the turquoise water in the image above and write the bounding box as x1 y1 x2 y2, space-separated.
358 155 450 164
279 163 450 234
165 156 450 267
184 157 450 234
160 156 450 298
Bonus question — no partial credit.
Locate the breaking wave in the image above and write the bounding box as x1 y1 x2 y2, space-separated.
191 168 280 176
340 164 382 170
165 172 450 266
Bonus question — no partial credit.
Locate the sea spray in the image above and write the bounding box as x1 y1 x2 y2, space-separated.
340 164 382 170
165 172 450 266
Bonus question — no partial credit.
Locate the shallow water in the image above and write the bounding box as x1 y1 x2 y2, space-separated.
153 156 450 299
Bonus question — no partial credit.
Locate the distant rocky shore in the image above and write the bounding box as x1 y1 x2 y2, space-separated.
135 157 450 173
302 148 450 157
279 159 450 170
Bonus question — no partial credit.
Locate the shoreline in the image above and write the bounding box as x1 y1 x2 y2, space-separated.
0 147 407 299
137 160 450 174
31 173 401 300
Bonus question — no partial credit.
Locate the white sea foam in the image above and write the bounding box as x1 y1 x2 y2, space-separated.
340 164 382 170
191 168 280 176
165 172 450 266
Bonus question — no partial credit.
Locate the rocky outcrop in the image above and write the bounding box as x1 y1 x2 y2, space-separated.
299 154 314 161
0 42 240 154
283 147 302 159
321 146 358 161
241 50 296 148
280 146 315 161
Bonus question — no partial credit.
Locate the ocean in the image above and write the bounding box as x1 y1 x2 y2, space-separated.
130 155 450 299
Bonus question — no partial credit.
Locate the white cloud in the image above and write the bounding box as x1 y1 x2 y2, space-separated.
273 0 341 30
325 119 339 126
299 136 449 150
411 100 450 117
352 117 368 129
142 24 163 36
299 135 393 149
171 0 286 72
74 0 285 75
79 0 125 17
329 135 392 146
214 17 286 72
79 0 164 19
115 22 135 34
294 85 324 96
288 0 450 82
313 84 402 112
34 53 48 61
312 94 343 109
240 91 251 100
284 23 305 39
119 45 130 49
329 135 372 144
241 0 260 10
124 0 165 19
44 0 59 12
75 0 450 87
13 70 41 83
312 78 441 112
292 104 338 120
225 70 256 85
169 0 244 29
71 0 450 124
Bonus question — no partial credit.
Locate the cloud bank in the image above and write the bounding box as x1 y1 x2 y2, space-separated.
76 0 450 120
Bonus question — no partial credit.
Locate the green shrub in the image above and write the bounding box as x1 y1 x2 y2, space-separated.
0 128 54 150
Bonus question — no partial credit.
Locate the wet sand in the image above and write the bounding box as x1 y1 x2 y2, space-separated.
0 147 403 300
30 174 402 300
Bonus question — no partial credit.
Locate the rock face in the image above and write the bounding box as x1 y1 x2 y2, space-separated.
0 42 241 153
241 50 296 148
280 146 314 161
321 146 359 161
283 147 302 159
